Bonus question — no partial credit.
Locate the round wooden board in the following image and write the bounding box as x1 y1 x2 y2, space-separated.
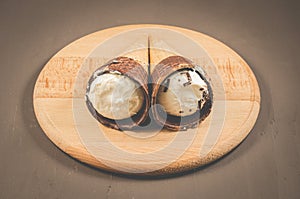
33 24 260 176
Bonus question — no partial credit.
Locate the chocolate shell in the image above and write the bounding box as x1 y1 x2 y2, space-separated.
86 57 150 130
151 56 213 131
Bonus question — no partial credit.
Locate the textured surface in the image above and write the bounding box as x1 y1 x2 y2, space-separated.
1 0 299 198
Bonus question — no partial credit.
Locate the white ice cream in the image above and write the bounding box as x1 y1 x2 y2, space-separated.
157 69 209 117
87 72 144 120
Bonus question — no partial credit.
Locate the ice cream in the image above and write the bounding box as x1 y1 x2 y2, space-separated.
87 72 144 120
85 56 150 130
157 69 209 117
151 56 212 131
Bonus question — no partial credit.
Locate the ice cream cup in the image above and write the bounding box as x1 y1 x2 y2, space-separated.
86 57 150 130
151 56 213 131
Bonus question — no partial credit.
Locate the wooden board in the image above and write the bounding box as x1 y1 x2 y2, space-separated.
33 24 260 176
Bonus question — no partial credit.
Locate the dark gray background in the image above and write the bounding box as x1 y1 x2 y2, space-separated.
1 0 299 198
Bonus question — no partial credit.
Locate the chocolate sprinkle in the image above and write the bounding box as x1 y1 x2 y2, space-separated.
179 71 192 87
183 81 191 87
163 79 170 92
186 72 192 81
203 91 208 99
198 100 202 110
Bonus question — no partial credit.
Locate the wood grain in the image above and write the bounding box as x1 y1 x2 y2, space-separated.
33 25 260 175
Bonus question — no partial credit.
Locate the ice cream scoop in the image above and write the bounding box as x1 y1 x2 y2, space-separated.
157 69 209 117
87 72 144 120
